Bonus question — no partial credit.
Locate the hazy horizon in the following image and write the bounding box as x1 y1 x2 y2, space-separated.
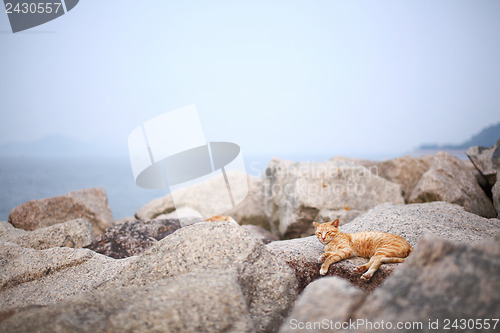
1 1 500 158
0 119 497 161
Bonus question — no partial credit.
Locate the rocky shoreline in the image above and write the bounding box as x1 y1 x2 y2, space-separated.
1 141 499 332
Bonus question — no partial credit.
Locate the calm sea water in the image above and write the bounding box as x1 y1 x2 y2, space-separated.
2 150 451 222
0 155 275 221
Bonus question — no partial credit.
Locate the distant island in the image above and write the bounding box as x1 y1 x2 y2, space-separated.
419 121 500 150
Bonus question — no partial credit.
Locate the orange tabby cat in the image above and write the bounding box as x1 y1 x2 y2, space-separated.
313 219 413 280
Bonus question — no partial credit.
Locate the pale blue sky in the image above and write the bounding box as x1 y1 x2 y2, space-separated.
1 0 500 158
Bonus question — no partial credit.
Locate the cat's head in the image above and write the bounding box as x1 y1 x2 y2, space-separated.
313 219 340 245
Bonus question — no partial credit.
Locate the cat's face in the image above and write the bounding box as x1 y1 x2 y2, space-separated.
313 220 340 245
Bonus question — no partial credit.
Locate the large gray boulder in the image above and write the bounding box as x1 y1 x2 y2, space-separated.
101 221 298 332
466 140 500 217
376 155 431 202
341 201 500 246
330 155 432 203
8 188 114 235
156 207 204 227
0 273 255 333
463 159 491 192
314 207 364 226
0 219 94 250
493 172 500 217
329 155 377 170
263 158 404 239
226 176 270 229
279 277 364 333
0 242 127 312
135 194 175 220
409 152 496 218
267 202 500 293
241 224 279 244
84 218 181 259
136 175 270 230
466 139 500 187
1 221 297 333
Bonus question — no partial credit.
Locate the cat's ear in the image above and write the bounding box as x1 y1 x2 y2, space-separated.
330 219 339 228
312 222 320 228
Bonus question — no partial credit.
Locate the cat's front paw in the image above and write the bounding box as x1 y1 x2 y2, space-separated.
360 271 374 281
353 265 368 274
319 265 329 275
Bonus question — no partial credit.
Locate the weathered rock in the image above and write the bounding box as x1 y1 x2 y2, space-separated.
315 208 363 225
493 171 500 218
324 155 428 220
467 141 500 217
466 139 500 187
341 201 500 247
102 221 298 332
0 222 297 332
329 155 377 170
263 158 404 239
226 176 270 230
347 234 500 332
330 155 431 203
0 219 94 249
241 224 279 244
279 277 365 333
136 175 270 230
135 193 174 220
409 152 496 217
8 188 114 235
157 207 204 227
0 242 128 312
84 218 181 259
267 202 500 293
0 273 255 333
463 159 491 194
418 153 436 166
376 155 430 202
